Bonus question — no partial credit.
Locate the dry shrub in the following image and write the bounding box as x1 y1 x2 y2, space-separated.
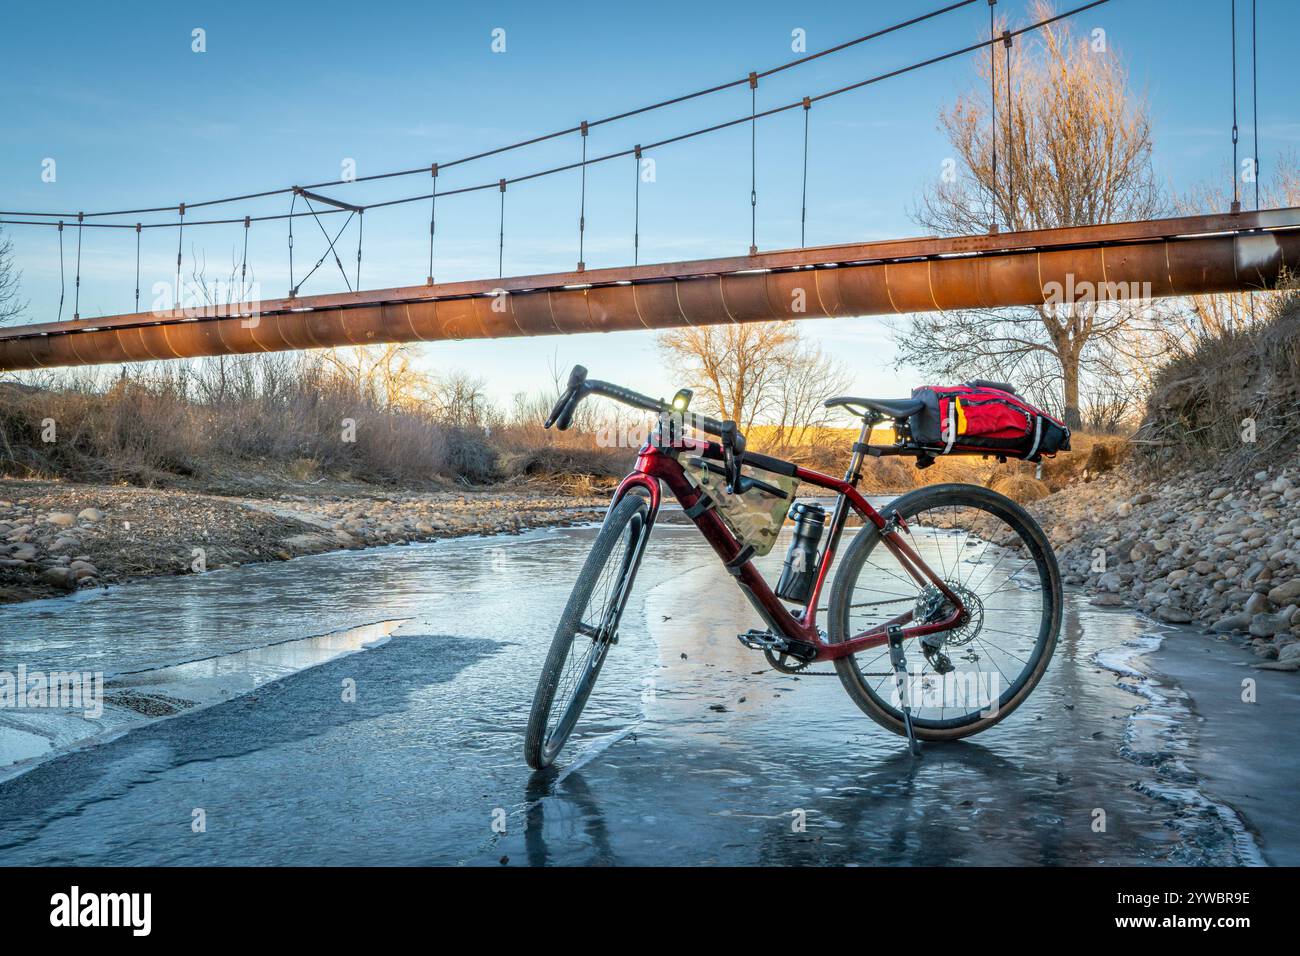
1136 291 1300 472
988 474 1050 503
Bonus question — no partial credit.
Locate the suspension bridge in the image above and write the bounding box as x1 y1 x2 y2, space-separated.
1 0 1295 373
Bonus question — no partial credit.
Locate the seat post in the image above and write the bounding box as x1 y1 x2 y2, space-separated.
843 412 879 485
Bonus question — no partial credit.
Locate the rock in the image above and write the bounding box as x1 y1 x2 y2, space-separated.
46 512 76 528
1245 592 1270 616
1278 643 1300 664
1115 501 1133 517
77 507 105 522
1090 593 1126 607
1097 571 1124 592
39 566 76 589
1212 612 1252 633
1156 606 1192 624
1267 579 1300 605
1249 612 1289 638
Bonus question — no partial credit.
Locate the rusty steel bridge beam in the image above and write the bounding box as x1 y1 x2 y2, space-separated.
1 208 1298 372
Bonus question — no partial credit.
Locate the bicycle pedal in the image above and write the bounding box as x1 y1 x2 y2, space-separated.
737 629 786 652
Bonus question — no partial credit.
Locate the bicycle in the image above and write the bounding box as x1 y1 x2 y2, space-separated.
524 366 1062 769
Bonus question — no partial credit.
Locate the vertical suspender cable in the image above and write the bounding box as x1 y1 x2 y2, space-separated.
427 164 438 284
288 192 297 297
988 0 999 232
175 203 185 308
633 146 642 265
1230 0 1241 213
240 216 249 301
498 179 506 279
73 212 83 320
800 97 811 248
135 223 142 312
1003 30 1013 228
57 221 65 321
1251 0 1260 210
578 121 588 271
356 210 363 290
749 72 758 256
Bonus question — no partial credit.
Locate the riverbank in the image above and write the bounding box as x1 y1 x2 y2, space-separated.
1027 451 1300 670
0 477 606 604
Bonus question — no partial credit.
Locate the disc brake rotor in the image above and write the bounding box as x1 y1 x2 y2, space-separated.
914 583 985 647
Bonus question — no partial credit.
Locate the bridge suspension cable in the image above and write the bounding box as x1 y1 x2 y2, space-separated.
0 0 981 224
0 0 1114 240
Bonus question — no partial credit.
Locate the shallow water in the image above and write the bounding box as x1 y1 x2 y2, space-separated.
0 520 1259 865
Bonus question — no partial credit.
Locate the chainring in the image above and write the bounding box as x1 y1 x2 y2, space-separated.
764 647 813 673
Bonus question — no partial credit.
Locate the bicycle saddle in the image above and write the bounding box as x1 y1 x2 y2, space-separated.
824 396 925 419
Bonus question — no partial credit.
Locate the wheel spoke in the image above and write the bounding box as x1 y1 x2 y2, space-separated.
833 492 1054 731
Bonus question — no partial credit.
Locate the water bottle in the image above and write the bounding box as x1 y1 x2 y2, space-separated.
775 502 826 603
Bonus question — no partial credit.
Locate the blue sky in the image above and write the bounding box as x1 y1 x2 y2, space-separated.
2 0 1296 408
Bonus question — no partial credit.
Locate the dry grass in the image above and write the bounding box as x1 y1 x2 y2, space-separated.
1135 291 1300 473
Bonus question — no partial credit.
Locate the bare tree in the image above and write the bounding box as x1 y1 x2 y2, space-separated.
0 228 27 325
657 321 850 444
896 1 1162 429
317 343 432 411
428 369 494 429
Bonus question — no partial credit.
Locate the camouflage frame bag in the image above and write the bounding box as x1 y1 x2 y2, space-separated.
683 457 798 556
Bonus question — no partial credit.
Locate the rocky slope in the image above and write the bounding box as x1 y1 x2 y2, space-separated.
1029 454 1300 670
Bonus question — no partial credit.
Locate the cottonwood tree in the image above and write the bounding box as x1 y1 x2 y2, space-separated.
896 1 1162 430
0 228 26 325
657 321 851 453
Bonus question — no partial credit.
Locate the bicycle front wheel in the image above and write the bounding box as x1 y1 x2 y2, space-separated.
524 493 649 770
828 483 1061 741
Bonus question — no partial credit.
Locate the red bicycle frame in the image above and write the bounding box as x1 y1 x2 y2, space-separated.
608 418 967 663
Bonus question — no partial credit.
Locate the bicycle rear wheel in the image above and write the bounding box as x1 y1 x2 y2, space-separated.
524 493 649 770
828 483 1061 741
